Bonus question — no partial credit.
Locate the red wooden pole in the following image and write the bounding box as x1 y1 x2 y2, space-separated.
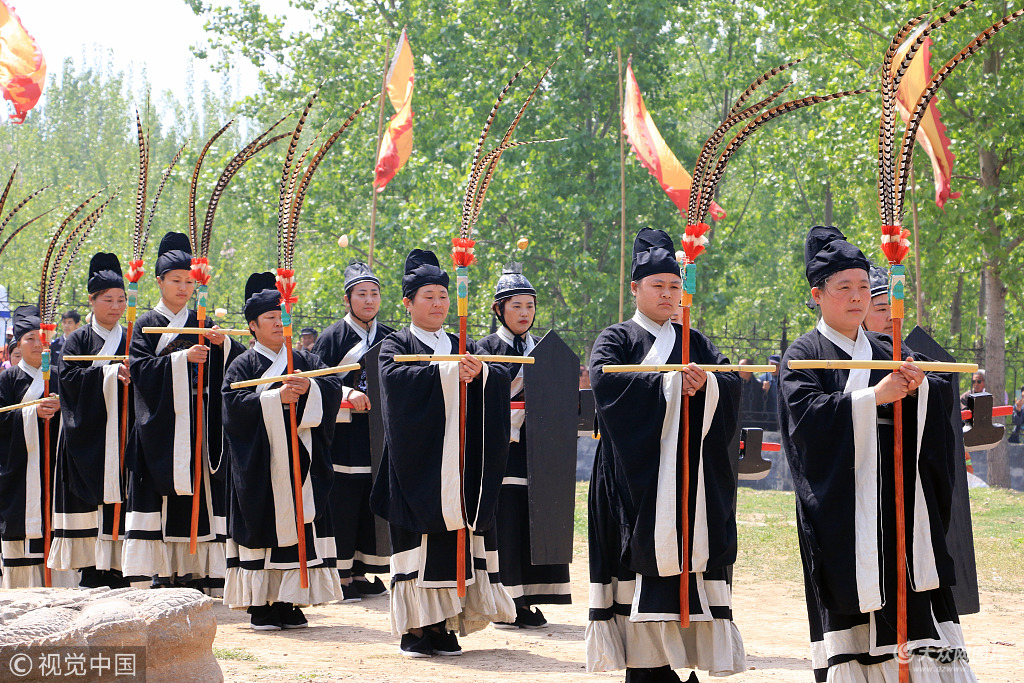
189 322 205 555
112 317 132 541
285 337 309 589
892 315 908 682
679 302 690 628
456 314 467 599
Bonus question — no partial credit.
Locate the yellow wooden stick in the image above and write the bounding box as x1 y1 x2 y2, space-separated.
61 355 127 362
229 363 362 389
787 359 977 373
603 364 776 373
394 354 536 364
0 395 60 414
141 326 251 336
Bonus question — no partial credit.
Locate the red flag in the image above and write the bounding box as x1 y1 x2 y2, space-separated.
0 1 45 123
373 29 414 192
622 58 725 221
892 28 959 209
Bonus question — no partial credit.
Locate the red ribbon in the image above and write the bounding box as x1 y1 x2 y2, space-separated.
451 237 476 267
190 257 212 285
275 268 298 312
126 259 145 283
681 223 710 262
880 224 910 265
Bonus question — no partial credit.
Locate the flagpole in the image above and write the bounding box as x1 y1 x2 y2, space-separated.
368 37 392 269
617 47 627 323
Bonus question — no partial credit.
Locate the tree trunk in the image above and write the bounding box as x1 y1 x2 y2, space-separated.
983 260 1010 487
950 272 963 338
823 179 833 226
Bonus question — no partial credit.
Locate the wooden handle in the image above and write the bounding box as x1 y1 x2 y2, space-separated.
141 326 250 336
229 363 362 389
602 364 776 373
61 355 128 362
0 395 59 414
394 354 536 363
787 359 977 372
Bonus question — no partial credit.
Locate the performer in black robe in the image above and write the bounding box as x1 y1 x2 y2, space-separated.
587 229 746 682
0 306 76 587
780 226 975 682
121 232 244 587
50 253 132 588
371 249 515 657
311 261 394 601
221 272 343 629
476 263 571 628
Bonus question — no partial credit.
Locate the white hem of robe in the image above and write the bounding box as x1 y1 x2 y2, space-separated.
121 538 226 579
223 566 341 609
1 539 79 588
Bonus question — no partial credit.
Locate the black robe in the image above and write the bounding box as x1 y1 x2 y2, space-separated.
780 327 971 681
476 330 572 608
52 324 132 574
122 307 244 580
586 317 746 675
370 326 515 635
0 362 63 586
311 317 394 578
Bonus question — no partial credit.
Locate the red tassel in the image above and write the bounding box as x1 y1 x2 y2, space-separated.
681 223 710 262
880 224 910 264
126 259 145 283
189 257 213 285
275 268 298 311
452 237 476 267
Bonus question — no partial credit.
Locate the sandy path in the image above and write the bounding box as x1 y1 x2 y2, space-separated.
213 562 1023 682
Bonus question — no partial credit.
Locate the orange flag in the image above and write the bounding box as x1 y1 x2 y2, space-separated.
892 28 959 209
0 1 45 123
622 58 725 221
373 29 414 192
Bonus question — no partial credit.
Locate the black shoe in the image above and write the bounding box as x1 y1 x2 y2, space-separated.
625 667 681 683
513 606 547 629
426 626 462 656
340 582 362 603
247 604 282 631
276 603 308 629
682 672 698 683
399 632 434 658
354 576 389 597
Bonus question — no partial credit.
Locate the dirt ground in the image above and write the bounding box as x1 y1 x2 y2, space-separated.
213 563 1024 683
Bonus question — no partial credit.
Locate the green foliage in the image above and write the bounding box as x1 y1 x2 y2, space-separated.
2 0 1022 373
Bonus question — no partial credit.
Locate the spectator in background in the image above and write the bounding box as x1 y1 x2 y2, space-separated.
579 364 591 390
738 358 765 418
961 370 986 411
1011 386 1024 444
2 344 22 369
298 327 318 352
49 309 81 363
761 354 781 417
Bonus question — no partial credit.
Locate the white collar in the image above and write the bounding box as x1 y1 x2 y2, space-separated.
496 325 534 352
631 309 670 338
254 341 287 362
344 313 376 343
816 318 865 356
816 318 873 392
154 300 187 320
91 320 116 339
18 359 42 379
409 323 452 356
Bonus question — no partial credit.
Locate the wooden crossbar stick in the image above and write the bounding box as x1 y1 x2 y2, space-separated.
787 360 976 372
0 395 59 414
394 354 535 364
603 364 776 373
141 326 251 335
61 355 128 362
229 363 362 389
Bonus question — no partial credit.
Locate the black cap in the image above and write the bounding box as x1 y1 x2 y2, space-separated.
300 327 317 336
155 232 192 276
804 225 870 287
869 265 889 299
344 262 380 294
87 252 125 294
242 272 281 323
10 305 41 350
494 262 536 303
631 228 680 282
402 249 449 299
768 354 781 365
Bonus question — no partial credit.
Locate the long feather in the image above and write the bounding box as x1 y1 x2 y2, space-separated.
690 81 793 222
0 166 16 219
461 63 531 237
201 115 290 257
697 89 871 223
894 8 1024 220
134 109 149 255
287 96 378 253
465 137 567 235
53 192 120 312
141 140 189 261
0 208 55 258
188 120 234 255
39 191 102 320
278 89 320 269
0 185 49 234
726 58 801 120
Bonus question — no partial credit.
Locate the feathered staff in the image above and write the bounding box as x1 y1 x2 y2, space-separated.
275 88 377 589
451 60 563 597
626 58 869 626
111 112 188 541
875 4 1022 680
37 188 119 586
185 115 291 554
0 165 51 269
